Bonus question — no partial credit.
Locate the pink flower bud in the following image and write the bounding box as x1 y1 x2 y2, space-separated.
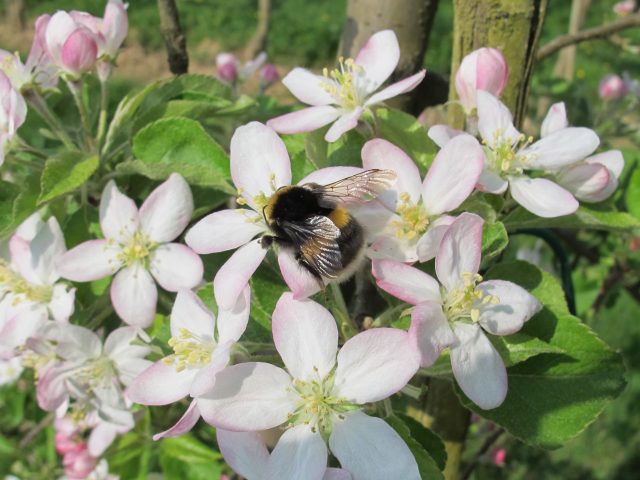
63 446 98 479
455 47 509 113
102 0 129 58
260 63 279 87
25 14 59 89
599 74 628 101
613 0 635 15
491 448 506 466
45 11 98 77
216 52 239 83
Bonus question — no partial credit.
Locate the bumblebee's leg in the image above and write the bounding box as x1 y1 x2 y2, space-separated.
261 235 294 249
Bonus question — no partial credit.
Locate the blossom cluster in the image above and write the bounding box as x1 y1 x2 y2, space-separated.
0 2 627 479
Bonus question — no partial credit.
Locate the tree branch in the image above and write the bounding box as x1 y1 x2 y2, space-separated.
537 12 640 60
244 0 271 60
157 0 189 75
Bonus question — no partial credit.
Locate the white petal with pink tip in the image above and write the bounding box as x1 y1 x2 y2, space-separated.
372 259 441 305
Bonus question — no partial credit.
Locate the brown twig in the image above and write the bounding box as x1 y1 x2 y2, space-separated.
460 427 505 480
244 0 271 60
537 12 640 60
156 0 189 75
19 412 54 449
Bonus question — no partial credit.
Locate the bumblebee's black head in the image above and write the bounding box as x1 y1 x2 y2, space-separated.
266 186 333 222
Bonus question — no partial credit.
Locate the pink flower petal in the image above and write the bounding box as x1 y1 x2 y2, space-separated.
125 360 196 405
409 301 456 367
371 259 441 305
477 280 541 336
364 69 426 106
355 30 400 94
333 328 420 403
329 411 420 480
361 139 422 210
587 150 624 178
99 180 139 244
450 323 507 410
110 264 158 327
214 239 267 310
298 166 363 186
556 163 610 202
217 284 251 344
170 289 215 339
185 208 265 254
44 11 77 64
149 243 203 292
139 174 194 243
324 468 353 480
61 28 97 74
477 91 521 146
325 107 364 143
281 67 335 106
436 213 483 292
88 423 118 457
57 240 122 282
265 425 328 480
267 106 340 135
278 250 322 299
427 124 464 148
198 362 296 431
422 133 484 215
522 127 600 170
540 102 568 137
508 176 578 218
272 293 338 382
416 215 455 262
217 430 270 480
231 122 292 211
153 400 201 440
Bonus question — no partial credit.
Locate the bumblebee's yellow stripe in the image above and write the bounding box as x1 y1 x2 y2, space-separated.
328 206 350 228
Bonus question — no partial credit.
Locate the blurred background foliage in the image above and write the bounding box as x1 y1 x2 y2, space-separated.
1 1 640 479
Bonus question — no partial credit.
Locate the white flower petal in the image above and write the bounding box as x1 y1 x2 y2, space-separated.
329 411 420 480
476 280 541 335
281 67 335 106
217 284 251 344
272 293 337 382
185 208 265 254
298 166 363 187
450 323 507 410
217 430 270 480
522 127 600 170
189 343 232 398
371 259 441 305
110 264 158 327
509 176 578 218
49 284 75 322
409 301 456 367
170 289 215 339
265 425 328 480
540 102 568 137
139 173 194 243
267 106 340 135
324 107 364 143
367 234 418 263
427 124 464 148
56 240 122 282
364 69 425 106
149 243 203 292
153 400 201 440
99 180 139 243
587 150 624 178
355 30 400 94
278 250 322 300
324 468 353 480
214 239 267 310
415 215 455 262
476 90 521 146
556 163 610 201
333 328 419 403
349 201 395 242
125 360 196 405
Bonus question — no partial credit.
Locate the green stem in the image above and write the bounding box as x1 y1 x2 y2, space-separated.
66 78 93 150
10 155 44 170
25 90 76 150
96 79 109 153
329 283 357 339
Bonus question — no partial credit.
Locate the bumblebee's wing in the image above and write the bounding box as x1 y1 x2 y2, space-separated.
304 169 396 206
280 216 343 279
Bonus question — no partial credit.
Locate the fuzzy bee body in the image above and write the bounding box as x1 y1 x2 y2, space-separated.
261 169 395 285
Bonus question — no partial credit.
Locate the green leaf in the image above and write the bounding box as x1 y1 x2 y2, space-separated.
625 164 640 219
159 434 224 480
481 221 508 264
0 176 40 238
456 261 626 449
374 108 436 173
127 117 234 193
503 204 640 232
396 414 447 471
386 414 444 479
38 152 99 204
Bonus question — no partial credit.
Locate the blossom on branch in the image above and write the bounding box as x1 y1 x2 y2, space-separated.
455 47 509 114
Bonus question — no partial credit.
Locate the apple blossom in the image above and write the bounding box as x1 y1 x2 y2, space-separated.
0 70 27 166
360 134 484 262
455 47 509 114
44 11 99 77
267 30 426 142
198 293 421 480
0 356 23 386
540 102 625 203
599 74 628 101
58 174 203 327
217 429 353 480
217 51 267 83
613 0 636 15
126 287 250 440
373 213 541 409
260 63 280 89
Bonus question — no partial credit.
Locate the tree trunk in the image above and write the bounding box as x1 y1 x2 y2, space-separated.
157 0 189 75
448 0 549 129
338 0 440 111
4 0 25 29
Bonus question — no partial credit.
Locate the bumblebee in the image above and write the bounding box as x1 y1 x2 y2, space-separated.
260 169 396 286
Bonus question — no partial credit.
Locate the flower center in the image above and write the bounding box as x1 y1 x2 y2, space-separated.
484 131 535 176
163 328 215 372
391 193 429 240
288 370 358 437
321 56 364 109
75 356 115 391
236 173 278 211
443 272 499 323
116 231 157 267
0 260 53 304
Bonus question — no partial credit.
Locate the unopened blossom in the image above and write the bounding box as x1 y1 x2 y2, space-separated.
260 63 280 89
217 51 267 83
491 448 507 466
455 47 508 114
613 0 635 15
360 135 484 262
60 458 117 480
0 15 58 91
63 445 98 480
540 102 625 203
373 213 541 409
198 293 421 480
36 323 151 422
268 30 426 142
431 91 600 217
599 74 628 101
44 11 99 77
217 429 352 480
185 122 391 308
0 70 27 166
58 174 203 327
126 287 250 439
